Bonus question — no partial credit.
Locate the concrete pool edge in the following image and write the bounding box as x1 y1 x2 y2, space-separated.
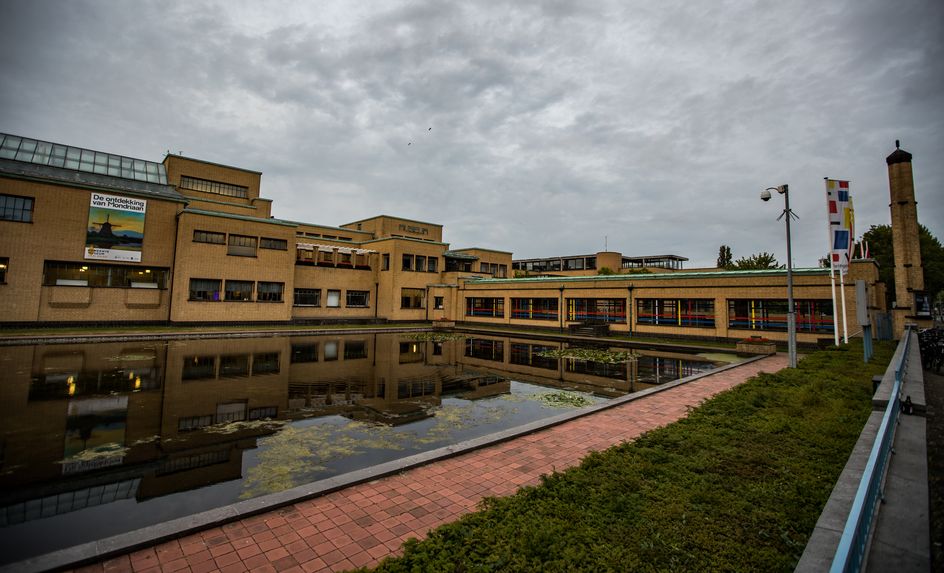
1 354 767 573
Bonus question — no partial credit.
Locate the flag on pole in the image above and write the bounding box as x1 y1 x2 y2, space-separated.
825 179 854 274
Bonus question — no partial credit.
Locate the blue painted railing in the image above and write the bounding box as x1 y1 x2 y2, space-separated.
829 327 913 573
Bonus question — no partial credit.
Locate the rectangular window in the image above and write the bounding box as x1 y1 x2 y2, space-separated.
0 257 7 283
497 264 507 278
182 356 216 380
509 343 559 370
225 280 253 301
402 254 413 271
220 355 250 377
434 296 444 310
252 352 280 375
728 299 834 333
260 237 287 250
465 338 504 361
465 297 504 318
189 278 221 301
401 288 425 309
567 298 626 323
382 254 390 271
227 234 257 257
427 257 438 273
344 340 368 360
257 282 284 302
248 406 278 420
415 255 427 272
193 230 225 244
636 299 714 327
326 289 341 307
346 290 369 307
511 298 559 320
43 261 168 288
0 193 34 222
293 288 320 306
178 415 213 432
179 175 249 198
291 343 318 363
480 263 489 273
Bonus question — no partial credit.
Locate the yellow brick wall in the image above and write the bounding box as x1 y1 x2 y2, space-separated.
0 176 180 322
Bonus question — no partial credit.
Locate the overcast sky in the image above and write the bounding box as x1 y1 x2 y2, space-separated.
1 0 941 268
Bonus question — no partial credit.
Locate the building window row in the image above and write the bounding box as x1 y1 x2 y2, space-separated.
0 193 34 223
292 288 370 308
636 299 715 328
193 230 288 257
727 299 835 333
567 298 626 323
182 352 281 381
189 279 284 302
402 254 438 273
466 297 504 318
291 340 368 363
479 262 508 277
43 261 168 288
511 298 558 320
296 248 370 268
179 175 249 198
296 231 353 242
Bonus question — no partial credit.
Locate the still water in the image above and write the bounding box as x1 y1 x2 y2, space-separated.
0 331 737 564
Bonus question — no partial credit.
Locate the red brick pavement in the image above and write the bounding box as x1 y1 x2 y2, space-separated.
68 355 787 573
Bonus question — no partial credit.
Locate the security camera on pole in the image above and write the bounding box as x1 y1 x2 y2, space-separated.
762 185 798 369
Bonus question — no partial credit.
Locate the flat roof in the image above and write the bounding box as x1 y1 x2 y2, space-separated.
451 247 513 256
468 267 829 284
342 214 443 228
164 154 262 175
513 253 688 262
180 207 297 227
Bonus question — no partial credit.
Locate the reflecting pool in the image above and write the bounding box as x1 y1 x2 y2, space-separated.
0 332 737 564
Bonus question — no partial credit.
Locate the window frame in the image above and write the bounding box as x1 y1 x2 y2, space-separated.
193 230 226 245
257 281 284 303
224 280 254 302
346 290 370 308
189 278 222 301
326 289 341 308
401 287 425 309
0 193 34 223
260 237 288 251
227 234 257 257
293 288 321 306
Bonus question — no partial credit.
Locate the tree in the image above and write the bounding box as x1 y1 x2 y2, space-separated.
863 223 944 306
733 251 781 270
716 245 733 269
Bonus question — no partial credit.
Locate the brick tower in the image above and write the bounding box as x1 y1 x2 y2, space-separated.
886 141 931 334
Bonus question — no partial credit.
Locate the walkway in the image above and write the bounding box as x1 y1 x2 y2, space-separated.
68 355 788 573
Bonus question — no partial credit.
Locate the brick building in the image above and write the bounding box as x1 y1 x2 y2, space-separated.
0 132 885 344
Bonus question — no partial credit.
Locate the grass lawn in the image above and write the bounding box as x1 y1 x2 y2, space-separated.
361 339 895 573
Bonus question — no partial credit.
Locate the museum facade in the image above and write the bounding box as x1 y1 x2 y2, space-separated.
0 132 884 344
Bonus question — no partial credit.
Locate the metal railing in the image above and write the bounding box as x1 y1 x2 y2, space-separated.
829 326 913 572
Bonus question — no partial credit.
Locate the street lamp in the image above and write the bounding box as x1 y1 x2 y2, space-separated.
762 184 798 368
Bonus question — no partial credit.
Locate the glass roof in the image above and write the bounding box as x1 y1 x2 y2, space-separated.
0 133 167 185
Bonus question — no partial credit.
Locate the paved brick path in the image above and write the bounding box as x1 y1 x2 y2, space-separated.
70 355 787 573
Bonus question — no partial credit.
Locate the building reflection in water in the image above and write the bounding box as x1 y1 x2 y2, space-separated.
0 333 728 564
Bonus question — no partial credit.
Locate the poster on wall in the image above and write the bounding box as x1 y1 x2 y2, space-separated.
85 192 146 262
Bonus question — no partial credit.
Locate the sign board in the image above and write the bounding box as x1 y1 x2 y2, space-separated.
84 193 146 262
855 280 870 326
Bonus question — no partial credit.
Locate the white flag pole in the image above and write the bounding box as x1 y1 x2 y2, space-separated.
840 267 849 343
824 178 840 345
829 258 840 345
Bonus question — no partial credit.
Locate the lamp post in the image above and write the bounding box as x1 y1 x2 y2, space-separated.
762 184 798 368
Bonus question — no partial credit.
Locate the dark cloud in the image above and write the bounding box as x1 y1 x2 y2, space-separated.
1 0 941 266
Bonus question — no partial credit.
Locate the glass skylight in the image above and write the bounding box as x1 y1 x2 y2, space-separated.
0 133 167 185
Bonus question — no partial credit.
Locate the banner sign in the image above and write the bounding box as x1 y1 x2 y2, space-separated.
825 179 854 274
85 192 146 262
